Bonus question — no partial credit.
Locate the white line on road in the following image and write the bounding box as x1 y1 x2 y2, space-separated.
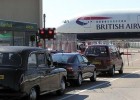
59 69 140 100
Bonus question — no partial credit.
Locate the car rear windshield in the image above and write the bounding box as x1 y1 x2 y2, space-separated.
52 54 74 63
0 52 22 67
85 46 109 57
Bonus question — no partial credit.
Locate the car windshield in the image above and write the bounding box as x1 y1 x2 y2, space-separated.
52 54 74 63
0 52 22 67
85 46 109 57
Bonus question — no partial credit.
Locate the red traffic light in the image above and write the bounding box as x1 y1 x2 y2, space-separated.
46 28 56 39
41 29 45 34
48 30 53 34
38 28 46 39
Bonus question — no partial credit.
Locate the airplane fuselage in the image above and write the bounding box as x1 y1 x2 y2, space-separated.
57 11 140 40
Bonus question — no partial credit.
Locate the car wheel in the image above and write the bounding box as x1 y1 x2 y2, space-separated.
28 87 38 100
109 67 115 77
90 70 96 82
56 78 66 95
75 73 82 86
119 64 123 74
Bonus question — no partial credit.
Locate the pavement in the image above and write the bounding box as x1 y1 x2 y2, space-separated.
120 48 140 69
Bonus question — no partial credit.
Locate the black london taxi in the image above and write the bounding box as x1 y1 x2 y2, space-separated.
0 46 67 100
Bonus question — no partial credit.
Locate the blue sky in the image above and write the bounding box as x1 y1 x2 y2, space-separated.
43 0 140 28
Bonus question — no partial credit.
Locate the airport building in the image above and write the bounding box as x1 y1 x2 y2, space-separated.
0 0 43 46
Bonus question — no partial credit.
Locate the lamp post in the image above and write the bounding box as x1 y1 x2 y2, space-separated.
43 14 46 49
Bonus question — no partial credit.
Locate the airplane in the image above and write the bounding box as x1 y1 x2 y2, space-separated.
56 10 140 40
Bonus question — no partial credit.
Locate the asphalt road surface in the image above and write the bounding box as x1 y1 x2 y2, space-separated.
39 48 140 100
1 48 140 100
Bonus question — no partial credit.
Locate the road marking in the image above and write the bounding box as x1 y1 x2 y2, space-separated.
59 69 140 100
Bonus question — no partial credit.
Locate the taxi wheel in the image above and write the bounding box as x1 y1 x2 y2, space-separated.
56 78 66 95
28 87 38 100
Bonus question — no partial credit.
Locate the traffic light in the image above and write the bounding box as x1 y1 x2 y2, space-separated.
46 28 56 39
38 28 56 39
38 28 46 39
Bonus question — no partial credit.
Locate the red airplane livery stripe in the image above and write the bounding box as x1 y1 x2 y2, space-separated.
79 16 111 20
76 16 111 25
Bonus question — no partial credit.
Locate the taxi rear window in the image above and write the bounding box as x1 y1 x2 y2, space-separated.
0 52 21 67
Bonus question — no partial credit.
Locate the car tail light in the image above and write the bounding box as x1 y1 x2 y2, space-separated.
106 59 112 65
66 66 74 72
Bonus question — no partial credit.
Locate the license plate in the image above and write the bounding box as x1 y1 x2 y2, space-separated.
0 75 4 80
92 61 101 64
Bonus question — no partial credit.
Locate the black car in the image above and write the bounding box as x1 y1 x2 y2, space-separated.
0 46 67 100
52 53 96 86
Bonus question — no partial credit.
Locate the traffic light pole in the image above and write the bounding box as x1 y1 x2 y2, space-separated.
43 14 46 49
43 14 46 28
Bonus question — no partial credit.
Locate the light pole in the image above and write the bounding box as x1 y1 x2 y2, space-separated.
43 14 46 49
43 14 46 28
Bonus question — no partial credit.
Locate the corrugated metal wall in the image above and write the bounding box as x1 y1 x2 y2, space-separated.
0 0 42 27
46 33 77 52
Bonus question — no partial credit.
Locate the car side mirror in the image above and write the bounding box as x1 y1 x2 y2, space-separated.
120 52 124 55
48 61 51 66
87 62 91 65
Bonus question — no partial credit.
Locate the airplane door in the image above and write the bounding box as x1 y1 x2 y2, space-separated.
137 15 140 23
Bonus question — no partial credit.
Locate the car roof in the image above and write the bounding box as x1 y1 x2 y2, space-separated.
0 46 45 53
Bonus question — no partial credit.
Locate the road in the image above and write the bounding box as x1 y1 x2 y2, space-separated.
39 48 140 100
